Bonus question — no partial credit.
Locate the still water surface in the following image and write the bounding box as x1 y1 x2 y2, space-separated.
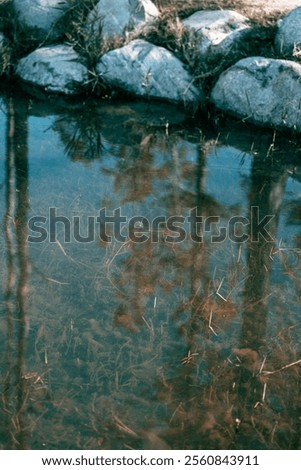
0 90 301 449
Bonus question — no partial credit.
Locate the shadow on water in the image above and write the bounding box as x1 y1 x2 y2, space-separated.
0 89 301 449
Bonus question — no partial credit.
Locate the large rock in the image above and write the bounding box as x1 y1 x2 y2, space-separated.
275 7 301 57
13 0 69 44
96 39 203 106
182 10 251 62
86 0 159 40
16 45 89 95
211 57 301 131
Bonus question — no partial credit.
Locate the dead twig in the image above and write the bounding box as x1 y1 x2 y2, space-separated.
261 358 301 375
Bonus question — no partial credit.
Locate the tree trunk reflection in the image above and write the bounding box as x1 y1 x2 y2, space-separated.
2 97 30 449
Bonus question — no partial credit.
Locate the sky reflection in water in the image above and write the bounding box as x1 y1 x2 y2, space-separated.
0 92 301 450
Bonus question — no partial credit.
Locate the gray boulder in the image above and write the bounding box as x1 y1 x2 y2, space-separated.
86 0 159 40
13 0 69 44
16 45 89 95
96 39 203 106
182 10 251 62
211 57 301 131
275 7 301 57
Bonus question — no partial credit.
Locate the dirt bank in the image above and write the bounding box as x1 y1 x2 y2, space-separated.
156 0 301 23
242 0 301 15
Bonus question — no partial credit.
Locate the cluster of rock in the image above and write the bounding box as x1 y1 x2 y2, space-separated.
1 0 301 131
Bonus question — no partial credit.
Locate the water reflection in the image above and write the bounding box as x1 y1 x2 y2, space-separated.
2 97 30 449
0 90 301 450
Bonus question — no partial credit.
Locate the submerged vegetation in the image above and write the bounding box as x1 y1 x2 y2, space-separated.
0 89 301 449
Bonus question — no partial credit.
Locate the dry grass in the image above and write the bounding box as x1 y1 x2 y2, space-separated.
138 1 279 97
153 0 288 25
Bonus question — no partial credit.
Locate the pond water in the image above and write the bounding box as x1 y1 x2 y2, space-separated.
0 89 301 450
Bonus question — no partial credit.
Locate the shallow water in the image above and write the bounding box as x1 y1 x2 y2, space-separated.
0 90 301 450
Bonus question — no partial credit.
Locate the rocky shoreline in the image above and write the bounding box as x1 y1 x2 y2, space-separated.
1 1 301 132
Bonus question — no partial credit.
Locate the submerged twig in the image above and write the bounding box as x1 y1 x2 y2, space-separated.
216 277 227 302
106 240 131 268
56 239 67 257
45 277 69 285
209 310 218 336
114 415 138 438
261 358 301 375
